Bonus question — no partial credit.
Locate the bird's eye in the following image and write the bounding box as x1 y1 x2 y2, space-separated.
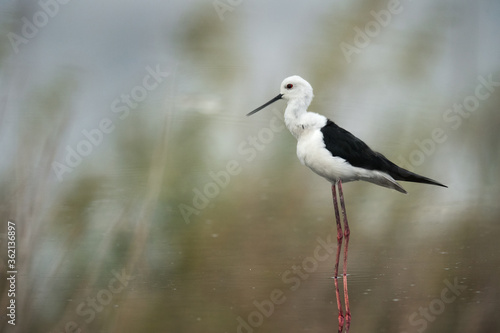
286 83 293 89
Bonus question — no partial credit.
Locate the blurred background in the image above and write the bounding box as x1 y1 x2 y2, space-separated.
0 0 499 332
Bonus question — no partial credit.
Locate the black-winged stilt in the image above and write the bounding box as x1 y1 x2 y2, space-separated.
247 75 447 326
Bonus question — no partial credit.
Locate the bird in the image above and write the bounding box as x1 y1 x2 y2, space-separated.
247 75 447 326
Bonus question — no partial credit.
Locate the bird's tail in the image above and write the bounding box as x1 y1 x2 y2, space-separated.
391 167 447 188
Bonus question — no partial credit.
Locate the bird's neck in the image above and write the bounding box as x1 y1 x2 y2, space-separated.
284 99 309 139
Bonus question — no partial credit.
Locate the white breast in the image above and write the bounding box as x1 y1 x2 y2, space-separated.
297 129 359 183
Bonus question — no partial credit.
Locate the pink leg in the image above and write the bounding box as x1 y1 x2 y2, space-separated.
332 184 343 279
338 179 351 322
331 184 344 327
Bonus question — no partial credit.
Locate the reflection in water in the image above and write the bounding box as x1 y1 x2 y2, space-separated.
335 276 351 333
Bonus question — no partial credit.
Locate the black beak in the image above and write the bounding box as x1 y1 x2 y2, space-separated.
246 94 283 116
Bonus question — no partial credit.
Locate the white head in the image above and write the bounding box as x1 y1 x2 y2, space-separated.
247 75 314 116
279 75 314 105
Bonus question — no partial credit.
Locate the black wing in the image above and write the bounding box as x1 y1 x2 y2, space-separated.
320 120 447 187
320 120 395 171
